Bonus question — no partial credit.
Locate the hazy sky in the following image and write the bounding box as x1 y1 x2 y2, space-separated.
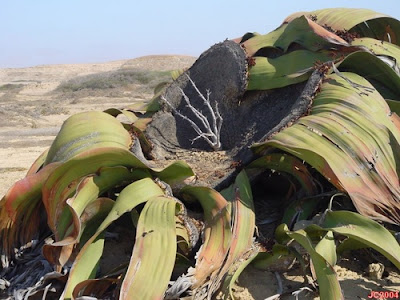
2 1 400 68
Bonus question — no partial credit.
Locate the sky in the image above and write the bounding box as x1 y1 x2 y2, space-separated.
1 1 400 68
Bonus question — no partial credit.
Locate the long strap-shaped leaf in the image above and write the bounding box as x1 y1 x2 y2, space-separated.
26 148 49 175
241 15 350 56
255 72 400 224
337 50 400 100
42 146 193 238
62 178 164 299
0 162 60 263
215 171 256 299
43 197 115 270
44 111 132 165
56 166 143 241
247 50 332 90
274 16 348 53
120 196 179 300
177 172 256 299
284 8 400 45
42 147 147 237
181 186 232 288
276 224 344 300
311 210 400 269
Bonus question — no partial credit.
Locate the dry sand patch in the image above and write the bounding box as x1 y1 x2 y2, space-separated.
0 55 195 196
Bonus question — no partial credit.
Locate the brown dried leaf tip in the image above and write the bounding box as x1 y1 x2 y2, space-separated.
335 30 360 43
246 56 256 68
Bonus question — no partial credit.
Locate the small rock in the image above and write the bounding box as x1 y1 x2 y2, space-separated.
367 263 384 280
0 278 10 290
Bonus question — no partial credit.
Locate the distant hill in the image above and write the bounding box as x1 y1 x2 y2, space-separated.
0 55 196 85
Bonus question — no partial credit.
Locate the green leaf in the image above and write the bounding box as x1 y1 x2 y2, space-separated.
42 144 192 239
252 244 291 270
152 160 195 185
62 178 165 299
282 192 341 229
26 148 49 175
278 224 343 300
61 233 105 300
274 16 348 53
0 162 60 258
318 210 400 269
43 197 114 270
171 69 185 80
42 147 148 237
315 231 337 266
285 8 400 46
337 50 400 100
221 250 259 300
4 163 60 218
45 111 132 164
351 37 400 63
215 171 256 297
120 196 180 300
241 24 287 56
181 186 232 288
336 237 369 254
103 107 139 123
95 178 164 235
247 50 332 90
76 197 116 246
57 166 142 241
255 72 400 224
386 99 400 115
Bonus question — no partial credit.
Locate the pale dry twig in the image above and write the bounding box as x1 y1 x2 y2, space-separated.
161 74 223 150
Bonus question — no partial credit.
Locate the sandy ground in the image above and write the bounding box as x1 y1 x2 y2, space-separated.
0 55 195 196
0 56 399 299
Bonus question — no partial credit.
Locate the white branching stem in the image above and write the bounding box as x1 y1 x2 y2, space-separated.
161 74 223 150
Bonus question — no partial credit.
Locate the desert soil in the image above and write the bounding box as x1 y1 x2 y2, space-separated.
0 55 195 196
0 56 399 299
